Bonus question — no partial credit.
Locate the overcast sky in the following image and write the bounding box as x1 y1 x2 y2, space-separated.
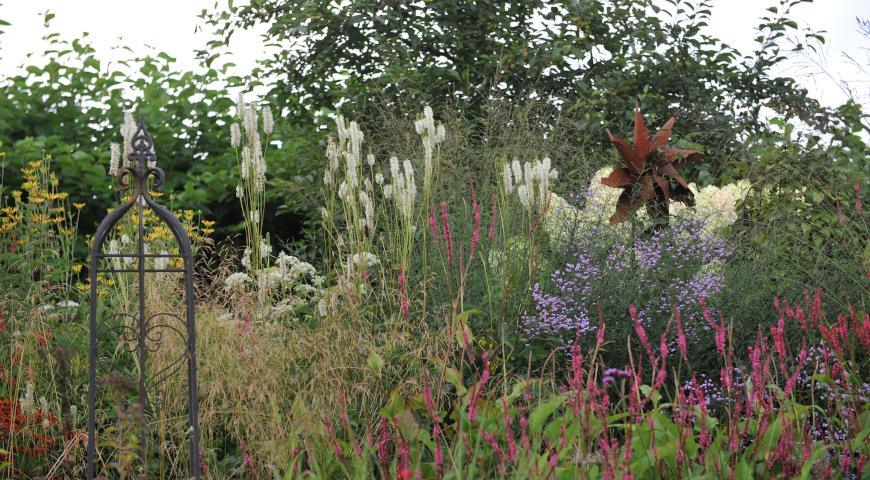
0 0 868 110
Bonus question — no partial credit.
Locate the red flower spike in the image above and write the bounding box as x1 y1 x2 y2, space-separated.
602 109 701 226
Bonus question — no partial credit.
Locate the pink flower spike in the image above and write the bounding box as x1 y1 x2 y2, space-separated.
674 305 688 363
629 305 654 363
428 204 439 244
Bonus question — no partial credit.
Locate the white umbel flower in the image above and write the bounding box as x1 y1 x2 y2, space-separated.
224 272 252 291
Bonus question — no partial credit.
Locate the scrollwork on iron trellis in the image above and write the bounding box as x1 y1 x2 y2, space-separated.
87 118 200 479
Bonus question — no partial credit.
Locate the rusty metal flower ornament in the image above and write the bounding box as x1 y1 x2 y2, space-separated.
601 109 701 226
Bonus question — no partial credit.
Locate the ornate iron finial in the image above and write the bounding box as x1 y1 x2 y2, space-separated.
118 118 165 194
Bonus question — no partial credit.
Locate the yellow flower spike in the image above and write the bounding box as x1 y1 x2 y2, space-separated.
72 264 83 273
73 203 85 210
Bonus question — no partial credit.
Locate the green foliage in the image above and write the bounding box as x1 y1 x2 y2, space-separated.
202 0 837 182
0 18 321 241
732 111 869 315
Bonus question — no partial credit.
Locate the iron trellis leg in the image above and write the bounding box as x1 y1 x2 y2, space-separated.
87 118 200 479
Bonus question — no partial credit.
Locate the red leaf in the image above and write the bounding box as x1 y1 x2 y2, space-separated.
654 176 671 201
649 116 676 151
633 108 651 159
601 167 634 188
657 163 689 188
607 130 644 174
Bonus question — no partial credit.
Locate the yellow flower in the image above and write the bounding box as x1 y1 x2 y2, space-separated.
73 203 86 210
202 219 216 227
202 228 215 236
98 277 115 287
51 207 65 213
149 191 164 198
30 213 52 224
48 192 69 201
76 283 90 293
12 191 22 201
72 264 83 273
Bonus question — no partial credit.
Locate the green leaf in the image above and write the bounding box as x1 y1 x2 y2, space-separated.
366 351 384 373
529 394 566 435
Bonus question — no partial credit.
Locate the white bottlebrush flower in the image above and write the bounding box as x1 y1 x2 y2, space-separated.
320 207 329 220
366 153 375 166
120 234 131 245
109 142 121 177
383 184 393 199
121 112 135 167
236 185 243 198
338 180 349 201
243 105 258 136
375 172 384 185
241 146 251 179
39 396 50 427
262 106 274 135
230 123 241 148
224 272 252 291
502 163 514 194
511 160 522 185
241 247 252 270
236 92 245 119
20 382 34 415
259 238 272 258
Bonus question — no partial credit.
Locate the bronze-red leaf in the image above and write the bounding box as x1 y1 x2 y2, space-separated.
649 116 676 151
607 130 644 174
600 167 634 188
657 163 689 188
633 108 651 159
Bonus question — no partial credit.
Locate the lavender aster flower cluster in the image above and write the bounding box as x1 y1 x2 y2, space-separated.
523 215 730 350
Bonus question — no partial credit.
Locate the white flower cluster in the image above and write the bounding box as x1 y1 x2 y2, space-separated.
414 105 447 187
503 158 558 212
384 156 417 221
224 272 252 292
671 180 750 233
231 94 269 193
347 251 381 273
225 251 324 320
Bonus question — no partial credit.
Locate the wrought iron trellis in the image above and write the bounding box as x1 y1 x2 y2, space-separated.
87 119 200 479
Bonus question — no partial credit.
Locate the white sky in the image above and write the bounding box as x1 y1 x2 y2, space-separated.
0 0 868 110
